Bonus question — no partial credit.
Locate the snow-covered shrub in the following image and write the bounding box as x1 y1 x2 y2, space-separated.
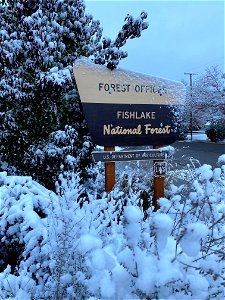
206 121 225 142
116 162 154 218
23 125 95 190
218 154 225 166
0 172 56 298
43 173 91 299
159 161 225 299
40 169 111 299
1 156 224 299
177 123 188 140
0 267 36 300
81 160 225 299
44 160 225 300
0 170 103 299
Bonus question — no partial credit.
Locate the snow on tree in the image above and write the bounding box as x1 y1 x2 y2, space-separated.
194 66 225 124
183 66 225 130
0 0 149 189
94 11 148 70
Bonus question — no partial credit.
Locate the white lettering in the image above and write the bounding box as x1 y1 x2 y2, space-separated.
103 124 142 135
103 124 111 135
144 124 171 135
103 124 171 136
116 111 156 120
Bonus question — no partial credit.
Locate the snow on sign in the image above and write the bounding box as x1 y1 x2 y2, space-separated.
73 58 186 146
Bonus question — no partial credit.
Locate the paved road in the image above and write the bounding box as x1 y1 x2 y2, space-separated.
173 141 225 168
115 141 225 176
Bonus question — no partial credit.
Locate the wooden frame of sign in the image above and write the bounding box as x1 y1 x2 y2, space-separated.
73 58 185 210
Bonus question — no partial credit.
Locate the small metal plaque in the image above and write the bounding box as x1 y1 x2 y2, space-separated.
153 162 167 177
92 149 173 163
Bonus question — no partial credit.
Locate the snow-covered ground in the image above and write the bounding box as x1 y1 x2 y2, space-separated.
186 131 225 143
186 132 208 141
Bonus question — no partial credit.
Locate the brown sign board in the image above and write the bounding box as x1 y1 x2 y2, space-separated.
92 149 173 163
73 58 186 146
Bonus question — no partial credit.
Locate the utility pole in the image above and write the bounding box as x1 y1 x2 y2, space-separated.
184 72 197 141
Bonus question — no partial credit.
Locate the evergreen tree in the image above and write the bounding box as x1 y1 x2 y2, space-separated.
0 0 148 189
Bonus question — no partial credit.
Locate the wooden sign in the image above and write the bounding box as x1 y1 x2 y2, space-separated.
92 149 173 163
73 58 186 146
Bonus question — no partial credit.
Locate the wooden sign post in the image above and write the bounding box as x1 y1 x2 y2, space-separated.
93 147 173 199
104 146 116 192
153 145 165 211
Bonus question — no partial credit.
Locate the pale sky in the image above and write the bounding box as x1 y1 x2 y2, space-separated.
85 0 224 82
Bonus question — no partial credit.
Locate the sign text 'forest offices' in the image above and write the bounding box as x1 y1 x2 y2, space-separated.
98 82 167 95
73 58 186 146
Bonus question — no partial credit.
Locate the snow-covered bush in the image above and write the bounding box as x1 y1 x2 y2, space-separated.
1 156 224 299
49 158 225 299
0 172 55 298
158 162 225 299
23 125 95 190
0 166 106 299
206 121 225 142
